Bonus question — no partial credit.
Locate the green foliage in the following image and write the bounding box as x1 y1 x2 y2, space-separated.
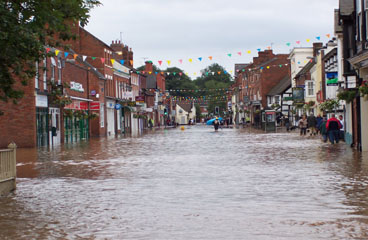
319 99 340 112
337 89 356 103
193 63 232 89
165 67 197 97
359 82 368 97
49 81 72 107
0 0 100 104
195 103 201 118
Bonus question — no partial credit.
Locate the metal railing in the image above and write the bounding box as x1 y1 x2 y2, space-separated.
0 143 16 184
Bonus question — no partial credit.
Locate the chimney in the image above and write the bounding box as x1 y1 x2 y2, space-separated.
313 42 323 57
145 61 153 72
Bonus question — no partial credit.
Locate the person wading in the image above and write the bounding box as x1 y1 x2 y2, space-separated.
298 115 308 136
213 117 220 131
326 114 342 144
319 117 328 143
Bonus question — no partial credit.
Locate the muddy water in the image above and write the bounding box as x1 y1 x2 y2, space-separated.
1 126 368 239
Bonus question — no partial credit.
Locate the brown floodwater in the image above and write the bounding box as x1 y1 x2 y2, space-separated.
1 126 368 239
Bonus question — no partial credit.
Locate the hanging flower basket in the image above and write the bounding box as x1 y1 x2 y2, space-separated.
319 99 340 112
359 81 368 99
337 89 356 103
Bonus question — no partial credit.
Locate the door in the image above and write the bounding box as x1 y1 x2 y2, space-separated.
36 108 49 147
49 108 60 146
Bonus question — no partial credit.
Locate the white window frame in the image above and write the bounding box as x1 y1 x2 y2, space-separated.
57 59 62 85
35 61 39 89
305 80 315 97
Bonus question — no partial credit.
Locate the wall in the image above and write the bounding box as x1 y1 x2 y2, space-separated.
361 97 368 151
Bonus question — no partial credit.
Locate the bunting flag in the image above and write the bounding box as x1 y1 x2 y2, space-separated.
167 60 171 65
46 48 51 53
130 60 133 66
296 41 301 44
73 54 78 59
189 58 193 63
101 58 105 64
227 53 232 57
267 46 271 50
120 60 124 65
179 72 183 76
179 59 183 64
111 59 115 65
237 52 242 56
326 34 331 38
158 60 162 66
286 43 291 46
64 52 69 58
92 57 96 60
257 49 261 52
316 36 321 40
247 50 251 54
306 39 311 43
83 55 87 61
208 56 213 60
55 50 60 56
198 57 202 61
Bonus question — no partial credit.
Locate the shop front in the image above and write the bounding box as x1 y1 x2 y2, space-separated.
63 98 91 144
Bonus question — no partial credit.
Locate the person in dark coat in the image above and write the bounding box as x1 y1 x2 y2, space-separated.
316 114 323 134
213 117 220 131
326 114 342 144
319 117 328 142
307 113 317 136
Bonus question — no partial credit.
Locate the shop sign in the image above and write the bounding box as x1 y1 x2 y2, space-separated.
36 94 48 107
292 87 304 103
326 72 338 86
127 101 136 107
106 101 115 109
70 81 84 92
346 75 357 89
90 102 100 110
115 103 121 110
90 90 97 96
65 101 88 110
122 91 133 99
146 108 153 112
135 96 145 103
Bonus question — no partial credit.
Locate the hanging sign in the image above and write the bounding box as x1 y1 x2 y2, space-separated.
115 103 122 110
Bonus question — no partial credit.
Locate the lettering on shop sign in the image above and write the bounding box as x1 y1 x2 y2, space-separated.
70 82 84 92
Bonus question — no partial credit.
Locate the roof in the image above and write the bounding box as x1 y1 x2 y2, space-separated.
67 48 106 80
295 60 315 79
235 64 249 76
339 0 354 16
267 75 291 96
177 102 193 113
323 47 337 61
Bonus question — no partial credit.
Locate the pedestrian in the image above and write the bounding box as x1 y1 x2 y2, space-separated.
148 118 153 129
319 117 328 142
284 116 290 132
307 113 317 136
213 117 220 131
298 114 308 136
326 114 342 144
339 115 345 141
316 114 323 134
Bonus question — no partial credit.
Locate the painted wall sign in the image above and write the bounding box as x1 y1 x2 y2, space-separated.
70 81 84 92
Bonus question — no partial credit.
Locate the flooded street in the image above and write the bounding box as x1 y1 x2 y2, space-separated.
2 126 368 239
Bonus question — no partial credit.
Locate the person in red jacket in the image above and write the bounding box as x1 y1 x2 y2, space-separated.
326 114 342 144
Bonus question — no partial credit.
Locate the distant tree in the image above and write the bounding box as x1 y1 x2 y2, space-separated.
193 63 232 89
0 0 101 110
165 67 197 97
195 103 201 120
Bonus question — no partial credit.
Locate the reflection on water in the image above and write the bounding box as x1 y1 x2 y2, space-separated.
1 126 368 239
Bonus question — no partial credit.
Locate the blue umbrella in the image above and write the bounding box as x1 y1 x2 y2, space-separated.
206 117 223 125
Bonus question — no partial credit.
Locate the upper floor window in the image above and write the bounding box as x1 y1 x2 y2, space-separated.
35 61 39 89
305 81 315 97
43 58 47 90
357 0 363 41
57 59 62 85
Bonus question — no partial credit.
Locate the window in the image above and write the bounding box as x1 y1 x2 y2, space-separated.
357 0 362 41
35 61 39 89
43 58 47 90
57 59 62 85
275 96 280 104
306 81 315 97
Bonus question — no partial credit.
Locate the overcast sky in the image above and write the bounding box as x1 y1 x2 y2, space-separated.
85 0 338 78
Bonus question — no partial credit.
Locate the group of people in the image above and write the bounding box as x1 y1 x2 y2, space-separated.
298 113 344 144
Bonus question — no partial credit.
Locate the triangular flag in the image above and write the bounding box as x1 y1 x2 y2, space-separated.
237 52 242 56
296 41 301 44
286 43 291 46
111 59 115 65
267 46 271 50
267 66 270 69
247 50 251 54
257 48 261 52
306 39 311 42
179 72 183 76
101 58 105 63
91 57 96 60
155 72 158 75
46 48 51 53
179 59 183 64
198 57 202 61
230 71 233 74
64 52 69 58
173 72 177 76
227 53 232 57
130 60 133 66
316 36 321 40
279 64 282 67
82 55 87 61
189 58 193 63
73 54 78 59
208 56 213 60
158 60 162 66
149 71 152 74
326 34 331 38
55 50 60 56
167 60 171 65
212 72 215 75
218 71 221 75
120 60 125 65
